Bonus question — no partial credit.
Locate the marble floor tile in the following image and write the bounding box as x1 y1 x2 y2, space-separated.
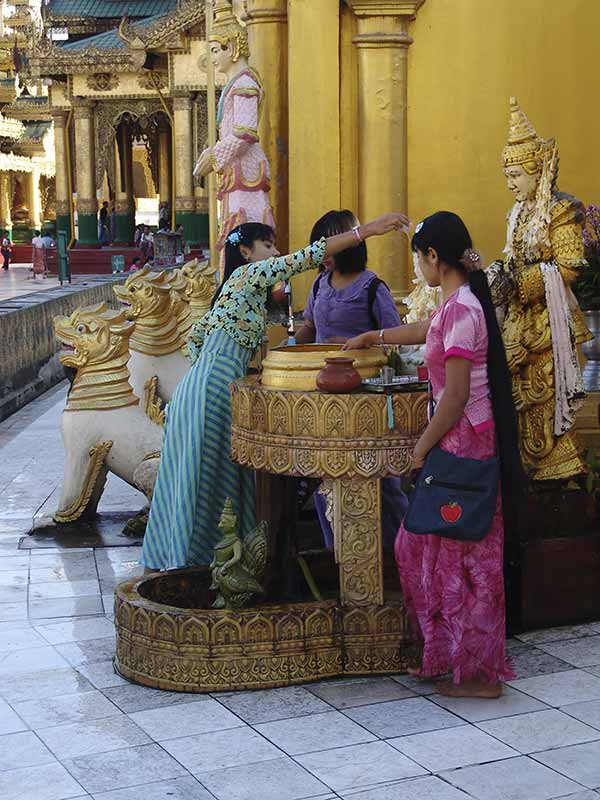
390 674 438 696
441 755 582 800
307 677 414 710
29 562 99 583
508 644 574 679
130 698 243 741
0 583 27 603
216 685 330 724
94 547 142 564
0 601 28 621
102 684 207 714
509 669 600 706
62 743 188 794
35 617 115 645
0 566 28 584
256 710 376 755
344 697 463 739
76 660 128 689
163 726 281 773
296 740 426 793
478 708 600 754
0 666 94 704
55 637 116 667
0 645 69 676
339 776 475 800
14 689 120 729
29 552 95 569
37 714 152 760
537 636 600 669
198 755 327 800
430 685 549 723
0 729 56 771
0 554 29 570
29 579 101 600
389 724 517 772
561 699 600 730
0 625 47 652
90 776 215 800
533 740 600 789
0 696 28 735
29 596 105 619
585 665 600 677
0 761 85 800
515 623 600 646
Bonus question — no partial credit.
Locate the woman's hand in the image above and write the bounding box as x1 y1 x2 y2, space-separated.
343 330 378 351
194 148 214 178
409 443 428 472
361 213 411 239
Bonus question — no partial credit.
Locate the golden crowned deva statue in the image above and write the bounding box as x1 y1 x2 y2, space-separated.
194 0 275 253
488 98 591 482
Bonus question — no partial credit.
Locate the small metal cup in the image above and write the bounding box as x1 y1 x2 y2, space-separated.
380 366 394 384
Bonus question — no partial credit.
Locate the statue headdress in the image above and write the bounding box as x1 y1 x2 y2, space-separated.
209 0 249 63
503 97 559 260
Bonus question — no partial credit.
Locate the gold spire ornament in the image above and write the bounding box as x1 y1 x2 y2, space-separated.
209 0 250 62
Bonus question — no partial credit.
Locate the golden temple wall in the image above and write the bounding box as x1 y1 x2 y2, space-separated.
407 0 600 265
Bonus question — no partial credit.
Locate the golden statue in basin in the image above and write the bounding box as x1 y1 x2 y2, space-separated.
261 344 386 391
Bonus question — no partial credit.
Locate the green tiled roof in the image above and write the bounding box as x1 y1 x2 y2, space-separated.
47 0 176 19
61 12 165 51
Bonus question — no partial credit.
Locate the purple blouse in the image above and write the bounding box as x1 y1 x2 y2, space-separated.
303 269 401 342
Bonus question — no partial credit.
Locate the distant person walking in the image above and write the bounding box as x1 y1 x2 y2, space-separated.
1 231 11 271
99 201 109 245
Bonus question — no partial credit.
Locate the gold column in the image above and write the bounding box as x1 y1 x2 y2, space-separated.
173 92 195 219
26 168 42 231
72 98 98 244
0 172 11 233
157 120 171 206
287 0 341 307
348 0 425 302
246 0 288 251
51 111 71 226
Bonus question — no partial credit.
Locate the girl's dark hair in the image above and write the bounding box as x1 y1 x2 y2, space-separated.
310 209 367 274
211 222 275 308
412 211 526 498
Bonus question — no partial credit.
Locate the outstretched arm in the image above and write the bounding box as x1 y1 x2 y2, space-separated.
344 320 430 350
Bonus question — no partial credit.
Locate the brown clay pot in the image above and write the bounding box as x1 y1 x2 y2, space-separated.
316 357 362 393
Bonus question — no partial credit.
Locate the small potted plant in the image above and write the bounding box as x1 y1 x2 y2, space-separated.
573 204 600 392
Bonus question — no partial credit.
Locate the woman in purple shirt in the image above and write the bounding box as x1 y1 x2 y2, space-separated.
295 210 408 548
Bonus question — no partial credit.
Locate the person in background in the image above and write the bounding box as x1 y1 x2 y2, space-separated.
295 209 408 549
158 202 169 231
140 225 154 261
31 229 42 249
129 256 142 272
98 201 109 245
134 223 144 249
1 231 11 271
39 229 55 249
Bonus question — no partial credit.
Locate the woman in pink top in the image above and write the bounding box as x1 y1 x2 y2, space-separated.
346 211 524 699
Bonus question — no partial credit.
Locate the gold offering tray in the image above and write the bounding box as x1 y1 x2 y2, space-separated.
261 343 386 391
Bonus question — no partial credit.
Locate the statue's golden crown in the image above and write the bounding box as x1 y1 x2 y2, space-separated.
502 97 545 169
210 0 249 61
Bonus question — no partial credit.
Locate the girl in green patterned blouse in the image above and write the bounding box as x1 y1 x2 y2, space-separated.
142 213 410 572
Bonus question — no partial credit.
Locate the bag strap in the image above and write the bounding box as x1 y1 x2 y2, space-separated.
312 271 325 302
367 276 383 328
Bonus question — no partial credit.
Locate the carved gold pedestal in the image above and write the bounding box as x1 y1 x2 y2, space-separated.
114 379 427 691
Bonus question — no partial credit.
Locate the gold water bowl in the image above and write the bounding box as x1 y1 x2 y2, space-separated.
261 344 386 391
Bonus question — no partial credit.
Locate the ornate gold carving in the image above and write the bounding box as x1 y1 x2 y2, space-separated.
230 377 426 480
55 199 70 216
143 376 166 426
54 304 139 412
175 196 196 212
76 197 98 215
115 199 135 215
114 569 416 692
113 268 185 356
335 479 383 606
172 94 193 113
86 73 120 92
53 441 113 523
138 72 167 91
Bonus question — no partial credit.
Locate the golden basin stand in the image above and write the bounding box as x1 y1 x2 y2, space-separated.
114 377 427 692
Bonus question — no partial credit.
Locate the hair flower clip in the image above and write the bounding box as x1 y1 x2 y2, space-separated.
415 221 424 233
227 230 242 245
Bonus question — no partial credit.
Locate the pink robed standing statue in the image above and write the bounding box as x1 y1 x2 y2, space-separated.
194 0 275 255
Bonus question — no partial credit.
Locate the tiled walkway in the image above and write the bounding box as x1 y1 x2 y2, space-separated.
1 386 600 800
0 264 56 302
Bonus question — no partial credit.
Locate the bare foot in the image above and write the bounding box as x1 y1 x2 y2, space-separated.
407 667 422 677
436 679 502 699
